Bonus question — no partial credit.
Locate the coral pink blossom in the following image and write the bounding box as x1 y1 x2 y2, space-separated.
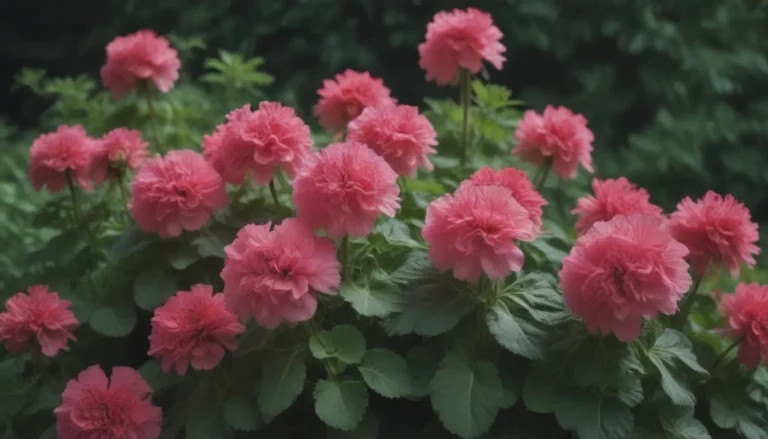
149 284 244 375
666 191 760 276
572 177 663 235
292 142 400 238
314 69 396 133
55 365 162 439
422 185 536 282
418 8 506 85
512 106 594 180
89 128 150 186
461 167 547 233
205 102 313 186
130 149 228 238
222 219 341 328
0 285 78 357
101 30 180 99
347 104 437 177
29 125 95 193
719 283 768 368
559 215 692 341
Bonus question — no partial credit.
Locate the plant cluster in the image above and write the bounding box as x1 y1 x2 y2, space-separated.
2 7 768 439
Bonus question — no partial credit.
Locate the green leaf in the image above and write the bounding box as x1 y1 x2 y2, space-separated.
406 346 439 398
109 225 155 259
169 245 200 270
430 352 503 438
138 360 183 392
555 389 633 439
710 397 738 428
647 329 707 406
224 395 262 431
89 303 136 337
326 413 379 439
359 348 410 398
499 363 524 408
0 358 26 422
614 375 643 408
133 269 177 310
340 270 402 317
39 426 56 439
257 347 306 419
390 251 436 284
522 368 561 414
660 413 711 439
193 231 231 259
371 218 423 249
383 280 474 336
314 379 369 431
486 303 547 360
310 324 367 365
186 398 231 439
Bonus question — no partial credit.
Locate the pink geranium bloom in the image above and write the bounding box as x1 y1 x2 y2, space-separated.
666 191 760 276
0 285 78 357
89 128 150 186
461 167 547 233
512 106 594 180
560 215 692 341
314 69 396 134
292 142 400 238
719 283 768 368
101 30 181 99
29 125 95 193
347 104 437 177
422 185 536 282
222 219 341 328
149 284 244 375
55 365 162 439
130 149 228 238
418 8 506 85
572 177 663 235
205 102 313 186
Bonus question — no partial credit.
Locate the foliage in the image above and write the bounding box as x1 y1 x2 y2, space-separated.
2 23 768 439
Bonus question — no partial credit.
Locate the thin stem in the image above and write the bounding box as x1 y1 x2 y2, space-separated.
534 157 553 191
269 179 282 211
142 85 164 153
66 170 94 247
459 69 472 167
341 235 351 281
31 343 45 381
674 270 707 329
711 339 741 373
117 173 130 216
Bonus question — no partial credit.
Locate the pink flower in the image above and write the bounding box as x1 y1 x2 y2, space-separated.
573 177 663 235
347 104 437 177
512 106 594 180
29 125 95 193
422 185 536 282
418 8 506 85
130 150 228 238
0 285 78 357
205 102 313 186
460 167 547 233
222 219 341 328
666 191 760 276
101 30 181 99
149 284 244 375
89 128 150 186
719 283 768 368
559 215 692 341
314 69 396 133
55 365 162 439
292 142 400 238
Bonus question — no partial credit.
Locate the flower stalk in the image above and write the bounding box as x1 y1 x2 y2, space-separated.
66 170 94 247
674 269 707 329
140 82 164 153
459 68 472 167
533 157 553 191
710 338 741 373
341 235 351 281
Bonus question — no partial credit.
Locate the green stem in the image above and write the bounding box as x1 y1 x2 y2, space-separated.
459 69 472 167
710 339 741 373
66 170 94 247
269 179 282 211
674 270 706 329
341 235 351 281
142 85 164 153
117 173 130 217
534 157 553 191
31 343 42 379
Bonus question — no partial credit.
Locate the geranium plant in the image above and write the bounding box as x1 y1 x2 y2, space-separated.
2 8 768 439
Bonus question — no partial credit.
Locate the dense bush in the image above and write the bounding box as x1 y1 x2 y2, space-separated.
2 6 768 439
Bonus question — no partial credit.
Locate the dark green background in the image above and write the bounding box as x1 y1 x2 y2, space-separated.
2 0 767 218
